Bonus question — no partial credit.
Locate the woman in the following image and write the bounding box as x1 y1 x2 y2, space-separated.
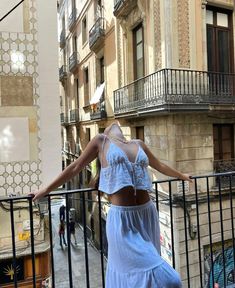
31 122 191 287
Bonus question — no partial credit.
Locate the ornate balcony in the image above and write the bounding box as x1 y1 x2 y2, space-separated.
69 109 79 123
68 8 77 31
60 112 68 126
114 68 235 117
90 103 107 120
59 65 67 83
59 29 66 48
113 0 137 18
69 52 79 73
89 17 105 53
214 159 235 187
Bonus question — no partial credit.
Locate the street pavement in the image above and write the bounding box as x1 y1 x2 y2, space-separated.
51 199 106 288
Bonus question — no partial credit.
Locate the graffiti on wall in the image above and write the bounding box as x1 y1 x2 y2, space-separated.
159 211 173 265
204 240 235 287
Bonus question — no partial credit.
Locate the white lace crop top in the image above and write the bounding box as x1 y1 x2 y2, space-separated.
98 137 153 194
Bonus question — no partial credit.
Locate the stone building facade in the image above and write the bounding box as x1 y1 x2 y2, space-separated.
0 0 61 286
58 0 235 286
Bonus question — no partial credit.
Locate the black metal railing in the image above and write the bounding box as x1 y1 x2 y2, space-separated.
113 0 137 17
60 112 68 125
114 68 235 115
214 159 235 187
1 172 235 287
69 109 79 123
59 65 67 81
69 52 79 72
60 29 66 47
90 95 107 120
90 104 107 120
68 8 77 30
89 17 105 50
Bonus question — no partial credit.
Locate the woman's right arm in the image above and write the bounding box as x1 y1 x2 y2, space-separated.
30 134 103 201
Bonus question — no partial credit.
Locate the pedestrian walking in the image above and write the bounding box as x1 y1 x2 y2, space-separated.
59 204 66 221
69 218 77 245
59 220 67 248
30 121 192 287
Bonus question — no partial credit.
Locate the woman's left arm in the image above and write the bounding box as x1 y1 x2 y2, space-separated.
139 140 192 182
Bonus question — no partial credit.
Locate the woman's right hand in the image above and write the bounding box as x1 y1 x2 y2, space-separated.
28 188 48 202
179 173 193 183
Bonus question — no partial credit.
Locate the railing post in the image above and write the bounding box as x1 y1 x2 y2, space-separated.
29 198 36 288
163 68 168 104
48 196 55 288
82 191 90 288
98 191 105 288
65 193 73 288
10 200 18 288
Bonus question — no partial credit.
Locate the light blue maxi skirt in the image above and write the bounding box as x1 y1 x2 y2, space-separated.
105 200 182 288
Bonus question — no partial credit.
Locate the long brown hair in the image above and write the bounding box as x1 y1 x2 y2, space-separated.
89 158 101 190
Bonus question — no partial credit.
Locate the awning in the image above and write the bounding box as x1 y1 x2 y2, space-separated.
90 82 105 105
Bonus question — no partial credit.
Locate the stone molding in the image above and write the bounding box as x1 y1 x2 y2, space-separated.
153 0 161 70
178 0 190 68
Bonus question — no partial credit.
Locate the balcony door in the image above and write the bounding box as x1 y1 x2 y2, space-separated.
213 124 234 173
206 8 234 98
133 23 144 105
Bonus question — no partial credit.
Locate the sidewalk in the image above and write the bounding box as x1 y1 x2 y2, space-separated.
51 200 106 288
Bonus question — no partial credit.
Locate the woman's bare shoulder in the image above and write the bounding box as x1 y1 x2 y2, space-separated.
133 138 145 146
92 133 106 147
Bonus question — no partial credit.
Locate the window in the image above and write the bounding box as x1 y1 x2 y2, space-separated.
73 35 77 52
213 124 234 184
100 57 104 84
99 127 105 133
206 8 233 73
133 23 144 80
136 126 144 141
84 67 89 106
86 128 91 142
133 24 144 102
76 79 79 107
96 0 102 18
72 0 76 9
213 124 234 161
82 16 87 44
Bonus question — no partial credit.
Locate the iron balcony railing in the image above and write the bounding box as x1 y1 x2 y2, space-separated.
60 112 68 125
214 159 235 174
59 65 67 81
89 17 105 51
90 94 107 120
1 172 235 287
68 8 77 30
114 68 235 116
90 105 107 120
68 52 79 72
113 0 137 17
59 29 66 48
69 109 79 123
214 159 235 187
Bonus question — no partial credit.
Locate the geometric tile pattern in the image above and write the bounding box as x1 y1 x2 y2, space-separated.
0 161 41 195
0 0 42 195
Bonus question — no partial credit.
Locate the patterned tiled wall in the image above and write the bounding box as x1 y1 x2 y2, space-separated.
0 0 42 195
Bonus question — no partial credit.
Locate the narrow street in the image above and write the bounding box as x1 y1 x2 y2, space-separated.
51 199 106 288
